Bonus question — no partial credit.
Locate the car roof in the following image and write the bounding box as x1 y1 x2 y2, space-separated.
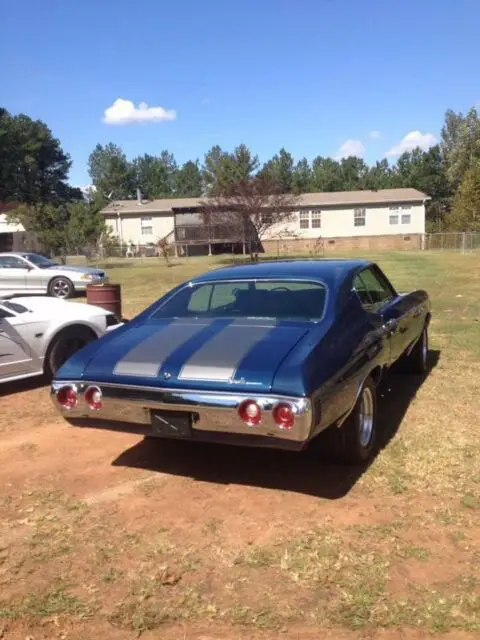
192 259 372 287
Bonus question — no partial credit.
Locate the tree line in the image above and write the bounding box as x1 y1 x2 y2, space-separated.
1 103 480 258
87 105 480 233
0 107 107 257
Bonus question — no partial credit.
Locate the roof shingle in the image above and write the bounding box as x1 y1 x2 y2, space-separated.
100 188 429 215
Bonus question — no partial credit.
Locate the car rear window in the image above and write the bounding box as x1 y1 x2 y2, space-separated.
151 280 327 321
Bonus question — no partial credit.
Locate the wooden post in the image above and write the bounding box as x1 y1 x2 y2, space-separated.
208 243 212 256
242 243 246 255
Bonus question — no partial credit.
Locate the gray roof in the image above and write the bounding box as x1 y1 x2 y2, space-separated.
100 188 429 215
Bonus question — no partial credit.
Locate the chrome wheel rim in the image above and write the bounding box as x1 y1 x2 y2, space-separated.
52 279 70 298
359 387 374 448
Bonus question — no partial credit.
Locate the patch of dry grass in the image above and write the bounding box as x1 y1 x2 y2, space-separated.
1 250 479 636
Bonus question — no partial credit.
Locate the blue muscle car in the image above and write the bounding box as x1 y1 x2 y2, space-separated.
51 259 431 464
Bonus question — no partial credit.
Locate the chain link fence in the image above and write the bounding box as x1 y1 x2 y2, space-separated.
66 232 480 265
424 232 480 252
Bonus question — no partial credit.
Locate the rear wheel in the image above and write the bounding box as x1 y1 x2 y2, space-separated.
331 376 378 465
48 276 74 299
45 326 96 379
400 326 428 374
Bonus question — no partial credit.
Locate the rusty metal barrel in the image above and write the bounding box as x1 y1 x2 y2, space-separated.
86 283 122 319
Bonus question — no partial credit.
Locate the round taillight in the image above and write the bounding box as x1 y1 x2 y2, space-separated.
85 386 102 410
238 400 262 426
56 386 77 410
273 403 294 430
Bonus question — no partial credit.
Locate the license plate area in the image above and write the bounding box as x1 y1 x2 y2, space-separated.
150 410 192 438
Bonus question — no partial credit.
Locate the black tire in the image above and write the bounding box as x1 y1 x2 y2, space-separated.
44 325 96 379
48 276 74 299
332 376 378 465
400 326 428 375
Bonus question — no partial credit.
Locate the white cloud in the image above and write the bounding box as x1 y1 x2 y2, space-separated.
74 184 96 200
385 130 437 157
103 98 176 125
335 139 365 160
75 184 96 193
369 130 381 140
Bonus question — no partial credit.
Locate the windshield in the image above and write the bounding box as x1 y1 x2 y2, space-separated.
151 280 327 321
24 253 56 268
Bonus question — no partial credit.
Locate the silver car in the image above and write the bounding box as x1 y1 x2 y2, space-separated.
0 252 108 299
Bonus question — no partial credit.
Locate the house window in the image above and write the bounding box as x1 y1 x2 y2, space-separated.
401 206 411 224
299 211 309 229
261 213 273 225
311 209 321 229
141 216 153 236
299 209 321 229
389 214 399 225
389 206 399 212
354 208 366 227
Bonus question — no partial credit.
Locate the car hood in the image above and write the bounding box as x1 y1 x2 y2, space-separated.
12 296 110 319
46 265 105 276
78 317 311 393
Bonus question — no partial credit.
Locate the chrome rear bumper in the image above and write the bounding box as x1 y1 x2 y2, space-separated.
51 381 313 447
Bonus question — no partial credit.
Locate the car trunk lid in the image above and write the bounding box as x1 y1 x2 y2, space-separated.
82 317 310 393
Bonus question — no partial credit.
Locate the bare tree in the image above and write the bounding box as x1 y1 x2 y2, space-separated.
157 237 171 265
201 175 299 261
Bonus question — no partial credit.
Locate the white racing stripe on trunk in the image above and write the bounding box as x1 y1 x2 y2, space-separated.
113 319 214 377
178 319 277 382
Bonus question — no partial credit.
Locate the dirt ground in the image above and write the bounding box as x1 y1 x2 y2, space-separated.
0 252 479 639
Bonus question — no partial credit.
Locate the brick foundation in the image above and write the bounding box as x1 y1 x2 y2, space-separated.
262 234 423 255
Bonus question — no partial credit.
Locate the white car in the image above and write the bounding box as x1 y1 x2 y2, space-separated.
0 295 123 384
0 252 108 299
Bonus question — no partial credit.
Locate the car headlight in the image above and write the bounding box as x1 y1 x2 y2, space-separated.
80 273 103 281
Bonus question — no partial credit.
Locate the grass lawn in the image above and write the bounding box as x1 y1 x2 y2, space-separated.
104 250 480 357
0 250 478 639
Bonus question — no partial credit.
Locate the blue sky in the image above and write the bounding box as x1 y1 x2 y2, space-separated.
2 0 479 187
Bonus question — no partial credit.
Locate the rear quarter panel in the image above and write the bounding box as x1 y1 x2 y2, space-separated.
394 289 431 358
272 294 390 436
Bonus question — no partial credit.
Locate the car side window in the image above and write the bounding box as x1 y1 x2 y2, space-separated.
353 274 373 307
354 267 395 311
0 256 28 269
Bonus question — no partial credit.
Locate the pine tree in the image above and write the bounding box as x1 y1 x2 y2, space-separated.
446 164 480 231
